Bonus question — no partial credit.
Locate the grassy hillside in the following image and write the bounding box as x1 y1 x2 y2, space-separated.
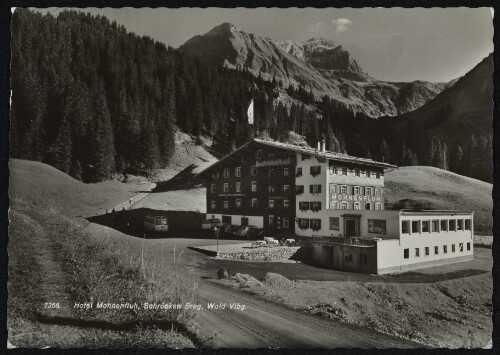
8 159 197 348
385 166 492 235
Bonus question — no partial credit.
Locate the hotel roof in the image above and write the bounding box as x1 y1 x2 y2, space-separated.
197 138 397 177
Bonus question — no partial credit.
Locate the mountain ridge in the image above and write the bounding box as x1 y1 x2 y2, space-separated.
179 23 447 118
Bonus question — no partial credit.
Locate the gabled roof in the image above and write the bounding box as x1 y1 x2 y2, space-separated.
196 138 396 177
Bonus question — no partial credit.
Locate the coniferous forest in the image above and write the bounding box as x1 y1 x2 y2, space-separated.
10 9 492 183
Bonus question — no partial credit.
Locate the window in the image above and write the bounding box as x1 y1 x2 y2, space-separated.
365 187 373 195
465 219 471 230
359 253 368 265
354 202 361 210
425 247 429 256
449 219 456 231
443 245 448 254
223 168 229 178
224 201 229 209
341 202 349 210
256 150 262 159
459 243 463 252
311 202 321 211
441 220 448 232
269 215 275 225
311 219 321 231
268 169 275 178
235 198 242 208
365 203 371 210
251 166 258 176
268 185 276 193
366 171 371 178
404 249 409 259
235 167 241 177
422 221 430 233
299 202 310 211
330 217 340 230
296 167 303 177
452 244 456 253
211 201 216 209
296 185 304 195
344 250 353 263
211 172 219 179
251 181 257 192
330 185 337 194
283 185 290 193
355 169 360 177
298 218 309 229
236 182 241 192
251 198 258 208
412 220 420 233
341 185 347 194
415 248 420 257
329 201 338 209
283 168 290 177
329 166 338 175
310 166 321 176
467 242 471 251
211 184 216 193
434 246 439 255
269 199 275 208
376 171 381 179
283 199 290 208
375 203 382 210
368 219 387 234
223 183 229 193
457 219 464 231
432 220 439 232
354 186 360 195
310 184 322 194
341 167 348 176
375 188 381 196
283 217 290 229
402 220 410 234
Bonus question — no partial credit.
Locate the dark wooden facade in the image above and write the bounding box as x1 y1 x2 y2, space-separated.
204 141 297 232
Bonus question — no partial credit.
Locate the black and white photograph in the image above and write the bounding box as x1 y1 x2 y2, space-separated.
6 5 495 349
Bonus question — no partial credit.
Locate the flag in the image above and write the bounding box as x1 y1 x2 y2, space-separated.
247 99 254 124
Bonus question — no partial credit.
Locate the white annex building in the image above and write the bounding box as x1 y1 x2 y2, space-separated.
199 139 474 274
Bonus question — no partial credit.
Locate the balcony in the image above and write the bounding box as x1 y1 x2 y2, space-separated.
255 157 292 167
312 236 377 247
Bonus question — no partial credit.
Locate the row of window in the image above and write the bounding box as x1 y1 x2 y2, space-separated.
295 166 382 179
403 243 471 259
212 166 291 179
268 215 291 228
210 182 292 194
329 184 381 196
401 219 471 234
328 201 383 210
210 198 291 209
343 251 369 265
256 150 288 161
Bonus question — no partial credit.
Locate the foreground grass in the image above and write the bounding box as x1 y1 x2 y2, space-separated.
9 185 198 347
215 271 492 348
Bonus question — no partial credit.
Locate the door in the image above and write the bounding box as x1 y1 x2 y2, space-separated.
222 215 232 225
344 218 359 237
241 217 249 226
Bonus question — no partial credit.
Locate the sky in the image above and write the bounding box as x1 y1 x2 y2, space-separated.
38 7 493 83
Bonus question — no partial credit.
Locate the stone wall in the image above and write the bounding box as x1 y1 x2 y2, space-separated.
218 246 310 262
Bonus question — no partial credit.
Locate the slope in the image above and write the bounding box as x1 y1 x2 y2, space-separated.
385 166 492 235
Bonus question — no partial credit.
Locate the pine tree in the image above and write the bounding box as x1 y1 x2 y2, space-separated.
46 116 73 174
379 138 391 163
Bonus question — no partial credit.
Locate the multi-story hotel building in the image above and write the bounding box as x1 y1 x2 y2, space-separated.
198 138 474 274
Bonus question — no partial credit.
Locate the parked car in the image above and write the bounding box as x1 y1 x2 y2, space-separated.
264 236 279 246
223 224 239 236
144 215 168 234
251 240 267 248
201 218 224 231
234 225 264 238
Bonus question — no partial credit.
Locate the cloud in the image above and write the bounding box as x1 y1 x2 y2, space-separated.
331 18 352 33
308 22 323 32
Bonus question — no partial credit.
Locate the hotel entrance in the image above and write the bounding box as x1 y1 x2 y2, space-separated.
343 215 360 238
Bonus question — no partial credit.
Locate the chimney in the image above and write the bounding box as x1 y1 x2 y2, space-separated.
317 141 321 151
321 140 326 153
